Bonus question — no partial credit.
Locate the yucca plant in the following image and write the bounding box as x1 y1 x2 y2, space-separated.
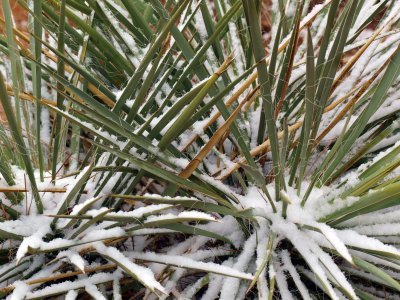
0 0 399 298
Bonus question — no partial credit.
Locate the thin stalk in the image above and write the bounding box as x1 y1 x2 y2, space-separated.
51 0 66 181
31 0 45 181
0 71 43 213
243 0 282 200
1 0 22 132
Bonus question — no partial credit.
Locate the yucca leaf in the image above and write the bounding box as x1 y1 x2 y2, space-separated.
0 1 399 298
2 0 23 130
53 162 94 223
243 0 282 199
353 256 400 292
303 43 400 204
292 27 315 190
322 181 400 225
51 0 66 181
113 0 191 113
0 70 42 213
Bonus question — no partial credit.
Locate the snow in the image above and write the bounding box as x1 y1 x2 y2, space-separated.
178 276 206 300
58 250 86 272
124 251 253 280
275 265 294 300
369 132 400 153
94 242 166 293
38 238 75 251
0 1 399 299
250 107 262 149
309 240 357 299
234 178 400 297
113 274 122 300
187 248 232 261
85 283 107 300
58 196 104 229
65 290 78 300
350 223 400 236
369 88 400 123
82 227 126 242
341 265 389 286
86 207 109 218
320 116 358 145
341 208 400 227
40 107 51 147
128 228 175 236
200 258 233 300
355 284 400 300
19 255 49 282
254 219 269 298
8 281 30 300
12 226 127 257
228 22 244 75
144 211 216 223
281 250 312 300
25 273 117 299
0 216 49 237
336 229 400 256
168 157 190 169
97 1 140 64
196 215 244 248
16 234 44 263
350 249 400 271
107 204 173 219
306 222 353 264
193 6 208 41
300 2 331 32
270 217 339 300
219 234 257 299
352 0 384 35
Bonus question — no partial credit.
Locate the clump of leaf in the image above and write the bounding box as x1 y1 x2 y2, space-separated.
0 0 399 299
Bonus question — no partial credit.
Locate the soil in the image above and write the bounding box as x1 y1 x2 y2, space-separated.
0 0 28 32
